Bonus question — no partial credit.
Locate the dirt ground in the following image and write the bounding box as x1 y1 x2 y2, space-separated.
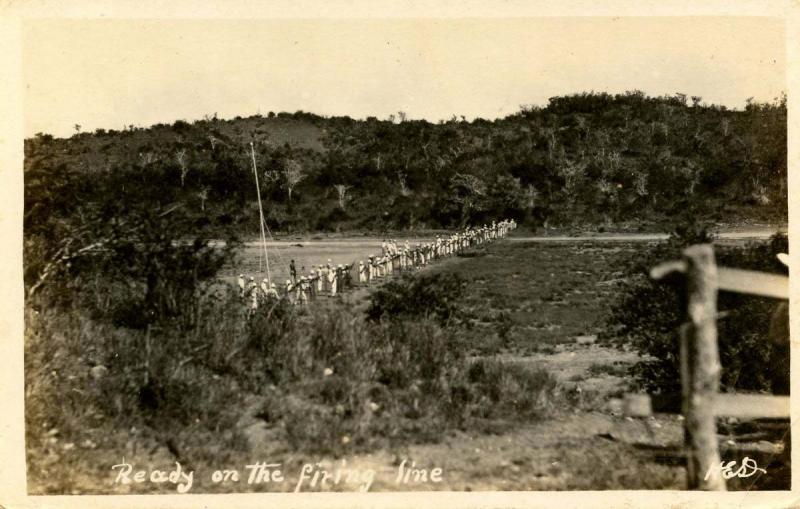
228 343 688 492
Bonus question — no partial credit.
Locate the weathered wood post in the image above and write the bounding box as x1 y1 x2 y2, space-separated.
683 244 725 490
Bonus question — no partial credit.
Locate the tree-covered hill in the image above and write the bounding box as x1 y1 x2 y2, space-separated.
25 91 786 238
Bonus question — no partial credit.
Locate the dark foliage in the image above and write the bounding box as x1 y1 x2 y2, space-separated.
365 272 467 325
24 92 787 236
609 229 789 395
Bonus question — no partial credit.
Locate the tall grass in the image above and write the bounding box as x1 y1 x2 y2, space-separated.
26 274 560 491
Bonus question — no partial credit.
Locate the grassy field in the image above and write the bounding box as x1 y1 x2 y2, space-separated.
425 241 644 355
26 236 788 493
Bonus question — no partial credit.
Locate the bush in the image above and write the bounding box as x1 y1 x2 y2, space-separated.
27 281 561 469
609 230 789 395
24 302 251 494
365 272 467 325
450 359 557 422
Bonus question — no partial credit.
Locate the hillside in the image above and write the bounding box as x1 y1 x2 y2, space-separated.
24 91 787 240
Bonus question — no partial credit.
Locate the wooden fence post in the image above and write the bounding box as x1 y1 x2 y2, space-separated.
683 244 725 490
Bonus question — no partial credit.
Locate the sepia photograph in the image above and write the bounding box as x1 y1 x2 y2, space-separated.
1 2 796 506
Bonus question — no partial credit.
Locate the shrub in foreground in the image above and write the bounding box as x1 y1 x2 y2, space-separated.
26 284 560 479
365 272 467 325
609 230 788 395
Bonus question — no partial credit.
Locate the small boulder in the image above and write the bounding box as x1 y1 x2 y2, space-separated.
90 365 109 380
623 394 653 418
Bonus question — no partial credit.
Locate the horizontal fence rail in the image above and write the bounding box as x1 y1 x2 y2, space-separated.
623 393 790 420
651 261 789 300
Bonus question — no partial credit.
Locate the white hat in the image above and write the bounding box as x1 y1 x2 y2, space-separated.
249 276 255 280
270 283 276 288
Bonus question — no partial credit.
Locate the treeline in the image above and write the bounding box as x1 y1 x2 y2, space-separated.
25 91 786 239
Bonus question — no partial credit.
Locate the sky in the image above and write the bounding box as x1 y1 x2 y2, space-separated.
23 17 786 138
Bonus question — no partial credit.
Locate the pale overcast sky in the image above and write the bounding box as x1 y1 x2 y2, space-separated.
23 17 785 137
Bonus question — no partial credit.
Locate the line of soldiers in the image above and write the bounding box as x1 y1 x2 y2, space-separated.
237 258 353 312
237 219 516 313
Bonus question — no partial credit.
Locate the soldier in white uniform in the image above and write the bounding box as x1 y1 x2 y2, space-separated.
337 263 346 291
317 265 324 293
285 279 294 304
358 261 366 284
298 276 309 305
259 278 270 305
245 277 257 314
328 264 337 296
266 282 279 300
308 272 317 301
238 274 246 298
324 260 333 293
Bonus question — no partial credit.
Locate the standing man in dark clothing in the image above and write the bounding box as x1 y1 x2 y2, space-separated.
290 259 297 284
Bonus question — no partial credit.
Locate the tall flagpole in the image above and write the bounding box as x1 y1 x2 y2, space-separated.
250 142 271 283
